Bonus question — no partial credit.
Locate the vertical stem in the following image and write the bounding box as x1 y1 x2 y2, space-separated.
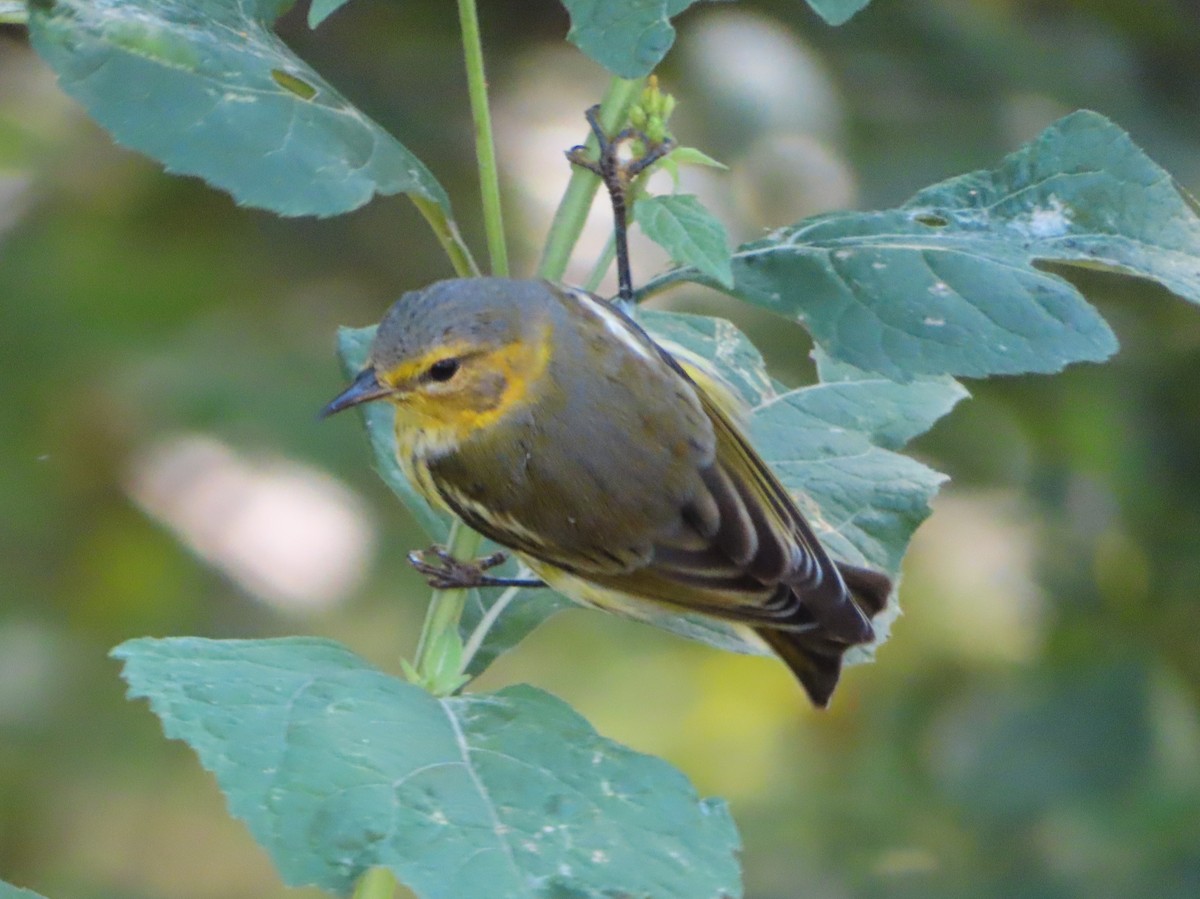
412 519 483 677
405 0 498 696
583 232 617 293
457 0 509 276
537 77 645 282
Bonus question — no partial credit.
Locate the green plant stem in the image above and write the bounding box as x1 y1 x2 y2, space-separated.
412 196 480 278
584 231 617 294
406 0 500 689
352 867 397 899
412 519 483 678
457 0 508 276
459 577 525 672
538 77 645 282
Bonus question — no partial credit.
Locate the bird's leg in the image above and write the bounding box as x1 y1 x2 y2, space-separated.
566 104 675 306
408 546 545 590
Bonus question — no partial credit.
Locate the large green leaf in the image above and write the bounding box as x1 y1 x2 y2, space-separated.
114 637 743 899
0 882 46 899
27 0 449 218
755 373 961 574
645 111 1200 380
308 0 353 28
559 0 873 78
560 0 700 79
803 0 873 26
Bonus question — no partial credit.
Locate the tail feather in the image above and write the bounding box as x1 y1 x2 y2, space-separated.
765 562 893 707
756 627 846 708
836 561 892 617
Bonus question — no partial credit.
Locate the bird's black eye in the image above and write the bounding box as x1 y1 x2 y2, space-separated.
427 358 461 382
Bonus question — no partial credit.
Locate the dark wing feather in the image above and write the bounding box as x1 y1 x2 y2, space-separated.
648 343 879 644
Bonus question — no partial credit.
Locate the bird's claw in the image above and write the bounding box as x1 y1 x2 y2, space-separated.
407 546 509 590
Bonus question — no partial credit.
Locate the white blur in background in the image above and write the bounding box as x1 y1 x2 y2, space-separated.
126 434 375 610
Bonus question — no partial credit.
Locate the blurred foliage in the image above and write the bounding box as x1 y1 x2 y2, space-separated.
1 1 1198 897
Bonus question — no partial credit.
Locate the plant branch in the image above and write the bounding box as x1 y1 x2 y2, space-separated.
537 77 644 282
457 0 508 276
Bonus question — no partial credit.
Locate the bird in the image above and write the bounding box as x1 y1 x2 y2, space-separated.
322 276 891 706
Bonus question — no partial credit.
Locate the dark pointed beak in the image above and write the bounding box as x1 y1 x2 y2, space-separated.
321 366 391 419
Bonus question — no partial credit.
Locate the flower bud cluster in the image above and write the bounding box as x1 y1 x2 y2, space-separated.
629 76 677 156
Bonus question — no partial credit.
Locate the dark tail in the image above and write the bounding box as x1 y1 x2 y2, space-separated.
761 561 892 708
835 561 891 617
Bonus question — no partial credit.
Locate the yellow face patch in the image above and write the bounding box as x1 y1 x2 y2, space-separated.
380 326 552 445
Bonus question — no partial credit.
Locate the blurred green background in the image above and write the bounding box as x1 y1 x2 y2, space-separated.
2 1 1199 896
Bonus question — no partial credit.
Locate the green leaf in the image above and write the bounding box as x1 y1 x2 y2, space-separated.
803 0 873 26
809 347 970 451
640 309 775 408
0 882 47 899
752 372 961 576
668 147 728 171
561 0 700 79
0 2 27 25
637 194 734 289
659 146 728 189
27 0 450 218
113 637 743 899
645 111 1200 380
308 0 353 28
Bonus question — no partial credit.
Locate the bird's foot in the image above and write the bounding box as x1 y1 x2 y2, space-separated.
407 546 544 590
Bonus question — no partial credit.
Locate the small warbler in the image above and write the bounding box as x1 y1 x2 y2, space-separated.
324 277 890 706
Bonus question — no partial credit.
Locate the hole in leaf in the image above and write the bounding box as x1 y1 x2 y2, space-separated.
914 212 949 228
271 69 318 101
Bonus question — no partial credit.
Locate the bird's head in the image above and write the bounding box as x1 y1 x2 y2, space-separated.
322 278 554 441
